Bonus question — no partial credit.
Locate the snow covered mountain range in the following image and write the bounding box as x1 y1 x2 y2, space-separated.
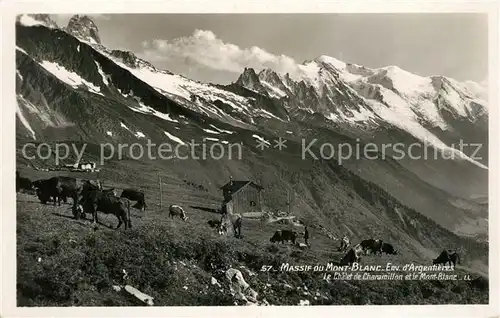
15 14 488 238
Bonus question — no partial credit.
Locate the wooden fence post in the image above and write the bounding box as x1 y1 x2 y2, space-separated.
159 174 163 208
287 188 290 215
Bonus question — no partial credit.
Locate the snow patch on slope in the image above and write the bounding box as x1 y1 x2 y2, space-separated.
16 46 29 55
204 137 219 142
120 122 130 130
261 81 287 98
209 124 235 134
16 102 36 139
259 109 283 121
252 134 270 145
39 60 104 96
136 131 146 138
119 122 144 139
203 128 220 135
164 131 185 145
17 70 24 81
17 94 69 128
95 61 110 86
119 89 179 123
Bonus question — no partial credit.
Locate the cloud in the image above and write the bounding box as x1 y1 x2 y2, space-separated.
139 29 303 79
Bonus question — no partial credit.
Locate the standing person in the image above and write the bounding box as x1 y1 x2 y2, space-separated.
304 226 310 247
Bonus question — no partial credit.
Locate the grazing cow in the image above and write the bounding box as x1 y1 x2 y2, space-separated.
433 250 460 267
381 242 398 255
360 239 384 255
120 189 147 211
32 176 79 206
169 204 188 221
32 178 57 205
270 230 297 244
16 172 34 193
77 183 116 216
219 213 243 238
79 189 132 229
57 176 82 204
338 235 350 252
340 244 364 266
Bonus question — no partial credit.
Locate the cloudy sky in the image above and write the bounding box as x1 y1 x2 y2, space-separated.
53 14 488 84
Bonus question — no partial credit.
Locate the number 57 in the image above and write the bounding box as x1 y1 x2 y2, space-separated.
260 265 273 272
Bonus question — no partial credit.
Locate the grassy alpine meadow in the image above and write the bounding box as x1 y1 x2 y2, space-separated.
16 162 489 306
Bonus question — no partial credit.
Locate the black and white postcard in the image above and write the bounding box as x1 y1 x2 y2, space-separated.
1 1 499 317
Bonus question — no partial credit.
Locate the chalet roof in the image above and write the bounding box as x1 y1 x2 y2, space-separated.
220 180 263 196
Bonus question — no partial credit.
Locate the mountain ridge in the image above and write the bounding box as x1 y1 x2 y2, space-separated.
15 16 488 238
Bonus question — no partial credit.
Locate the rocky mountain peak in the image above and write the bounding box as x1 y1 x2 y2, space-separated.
258 68 281 83
65 15 101 44
110 49 160 71
235 68 264 91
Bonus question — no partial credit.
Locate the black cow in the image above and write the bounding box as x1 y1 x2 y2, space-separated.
120 189 147 211
75 187 116 219
16 172 34 193
270 230 297 244
381 242 398 255
32 179 54 204
32 176 79 206
57 176 82 204
79 189 132 229
340 244 364 266
169 204 188 221
433 250 460 267
360 239 383 255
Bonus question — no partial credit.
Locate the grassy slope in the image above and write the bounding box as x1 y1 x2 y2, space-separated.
16 154 489 306
16 193 489 306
